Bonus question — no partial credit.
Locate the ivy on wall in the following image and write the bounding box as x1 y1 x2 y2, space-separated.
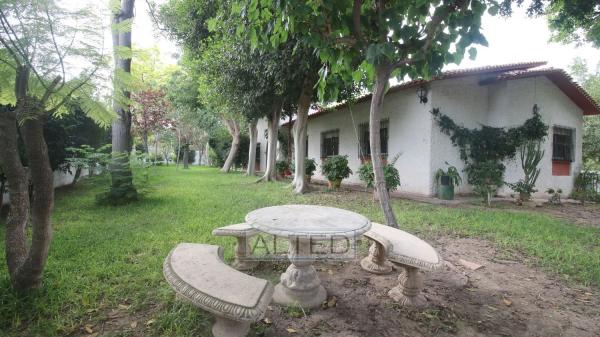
431 106 548 205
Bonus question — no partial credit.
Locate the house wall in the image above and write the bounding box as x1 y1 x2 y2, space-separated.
488 77 583 197
306 90 433 195
430 75 583 198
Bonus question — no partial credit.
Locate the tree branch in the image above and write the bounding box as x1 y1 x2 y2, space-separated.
44 3 66 92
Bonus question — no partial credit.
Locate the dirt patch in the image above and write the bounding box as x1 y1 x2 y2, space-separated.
76 235 599 337
254 235 599 337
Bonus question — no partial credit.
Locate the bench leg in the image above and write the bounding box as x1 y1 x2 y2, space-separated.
388 266 426 307
212 315 251 337
232 236 259 271
360 242 393 274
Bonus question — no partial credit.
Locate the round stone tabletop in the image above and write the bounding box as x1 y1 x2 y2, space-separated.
245 204 371 239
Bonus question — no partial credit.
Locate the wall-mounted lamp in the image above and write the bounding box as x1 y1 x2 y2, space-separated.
416 85 428 104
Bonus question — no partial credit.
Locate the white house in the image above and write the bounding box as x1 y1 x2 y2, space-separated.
256 61 600 198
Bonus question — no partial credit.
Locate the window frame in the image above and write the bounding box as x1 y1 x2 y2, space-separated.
358 119 389 160
320 129 340 159
552 126 574 162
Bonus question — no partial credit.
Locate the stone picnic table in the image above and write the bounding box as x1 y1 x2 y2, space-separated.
245 204 371 308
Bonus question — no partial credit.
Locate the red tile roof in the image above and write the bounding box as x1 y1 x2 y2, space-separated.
287 61 599 125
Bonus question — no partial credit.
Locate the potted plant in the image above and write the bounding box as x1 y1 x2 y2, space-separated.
305 158 316 182
276 160 290 179
291 158 317 182
434 163 462 200
358 155 401 199
321 155 352 189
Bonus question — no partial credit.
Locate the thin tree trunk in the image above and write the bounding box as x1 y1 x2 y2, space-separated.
183 145 189 169
17 114 55 290
176 129 181 168
370 62 398 228
247 119 258 176
109 0 137 200
142 132 149 154
221 119 241 173
0 106 30 289
0 180 6 209
71 166 82 186
287 114 292 161
292 75 315 194
258 100 282 182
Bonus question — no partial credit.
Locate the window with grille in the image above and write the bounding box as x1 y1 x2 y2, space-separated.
358 120 389 158
321 130 339 158
552 127 574 162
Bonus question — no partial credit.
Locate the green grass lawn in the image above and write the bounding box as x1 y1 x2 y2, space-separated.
1 166 599 336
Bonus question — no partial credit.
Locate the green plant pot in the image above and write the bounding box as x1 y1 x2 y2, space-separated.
438 184 454 200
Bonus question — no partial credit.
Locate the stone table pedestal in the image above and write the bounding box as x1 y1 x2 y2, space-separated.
246 204 371 309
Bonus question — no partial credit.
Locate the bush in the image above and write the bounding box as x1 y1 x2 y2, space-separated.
276 160 290 176
434 162 462 187
571 171 600 203
357 156 401 191
291 158 317 177
321 155 352 183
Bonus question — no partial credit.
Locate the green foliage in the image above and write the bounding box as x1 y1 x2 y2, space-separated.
241 0 498 102
207 129 250 169
434 162 462 187
358 155 401 191
507 141 545 201
545 0 600 48
275 160 290 175
291 158 317 177
321 155 352 183
569 58 600 169
43 101 109 171
546 188 563 205
571 171 600 204
432 107 548 205
1 167 600 336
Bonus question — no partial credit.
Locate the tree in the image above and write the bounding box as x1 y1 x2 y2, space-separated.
569 58 600 168
108 0 137 203
544 0 600 48
131 89 171 153
0 0 108 291
243 0 499 227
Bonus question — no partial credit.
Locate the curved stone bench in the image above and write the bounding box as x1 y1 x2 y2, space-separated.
212 223 260 271
360 223 444 306
163 243 273 337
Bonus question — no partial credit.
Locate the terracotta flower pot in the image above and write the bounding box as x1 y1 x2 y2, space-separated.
328 179 342 189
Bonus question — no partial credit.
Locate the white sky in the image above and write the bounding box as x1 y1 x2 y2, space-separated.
125 3 600 75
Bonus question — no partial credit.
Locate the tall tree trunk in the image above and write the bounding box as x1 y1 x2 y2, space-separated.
0 107 30 290
183 145 189 169
258 100 282 182
221 119 241 173
71 166 82 186
247 119 258 176
109 0 137 201
287 114 292 161
18 113 55 290
142 132 149 154
292 75 315 193
370 62 398 228
0 179 6 209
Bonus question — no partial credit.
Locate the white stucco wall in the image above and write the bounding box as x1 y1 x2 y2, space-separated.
306 90 433 195
301 73 584 198
2 168 95 206
430 75 583 198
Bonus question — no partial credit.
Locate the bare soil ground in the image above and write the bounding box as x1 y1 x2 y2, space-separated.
79 234 599 337
253 235 600 337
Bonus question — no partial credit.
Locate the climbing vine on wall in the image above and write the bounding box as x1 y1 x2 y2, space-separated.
431 106 548 205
